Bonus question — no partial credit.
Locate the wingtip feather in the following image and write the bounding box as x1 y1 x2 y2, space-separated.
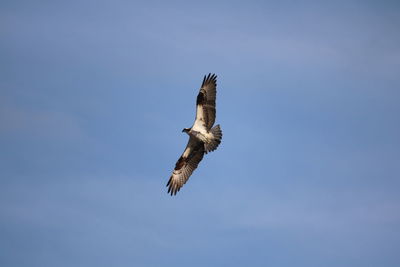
201 73 217 87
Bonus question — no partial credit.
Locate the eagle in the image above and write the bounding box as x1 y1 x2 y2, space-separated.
166 73 222 195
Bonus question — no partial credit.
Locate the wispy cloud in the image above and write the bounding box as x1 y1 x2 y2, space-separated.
1 1 400 266
0 104 85 140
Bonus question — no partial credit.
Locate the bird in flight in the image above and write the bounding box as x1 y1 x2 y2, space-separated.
167 73 222 195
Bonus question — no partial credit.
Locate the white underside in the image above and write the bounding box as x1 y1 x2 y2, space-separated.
189 105 215 144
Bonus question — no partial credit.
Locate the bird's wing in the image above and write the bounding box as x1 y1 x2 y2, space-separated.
194 73 217 131
167 137 205 195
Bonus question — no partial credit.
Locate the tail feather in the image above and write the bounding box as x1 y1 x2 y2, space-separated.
205 125 222 153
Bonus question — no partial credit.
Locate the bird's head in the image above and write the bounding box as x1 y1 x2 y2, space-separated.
182 128 190 134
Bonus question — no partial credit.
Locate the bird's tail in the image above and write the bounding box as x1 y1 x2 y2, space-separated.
205 124 222 154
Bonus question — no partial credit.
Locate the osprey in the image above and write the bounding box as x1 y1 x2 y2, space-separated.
167 73 222 195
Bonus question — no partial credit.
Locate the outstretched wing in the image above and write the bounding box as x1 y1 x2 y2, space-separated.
167 137 205 195
194 73 217 131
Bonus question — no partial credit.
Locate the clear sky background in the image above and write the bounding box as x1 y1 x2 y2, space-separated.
1 1 400 266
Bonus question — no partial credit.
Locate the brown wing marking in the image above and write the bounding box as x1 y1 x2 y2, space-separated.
196 73 217 130
166 138 205 195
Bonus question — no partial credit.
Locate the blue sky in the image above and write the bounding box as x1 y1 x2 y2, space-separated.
1 1 400 266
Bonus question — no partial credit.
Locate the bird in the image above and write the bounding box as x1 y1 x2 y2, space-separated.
166 73 222 195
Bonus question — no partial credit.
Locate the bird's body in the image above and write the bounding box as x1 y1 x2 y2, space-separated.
167 74 222 195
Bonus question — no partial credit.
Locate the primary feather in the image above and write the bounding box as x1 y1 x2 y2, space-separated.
167 137 205 195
